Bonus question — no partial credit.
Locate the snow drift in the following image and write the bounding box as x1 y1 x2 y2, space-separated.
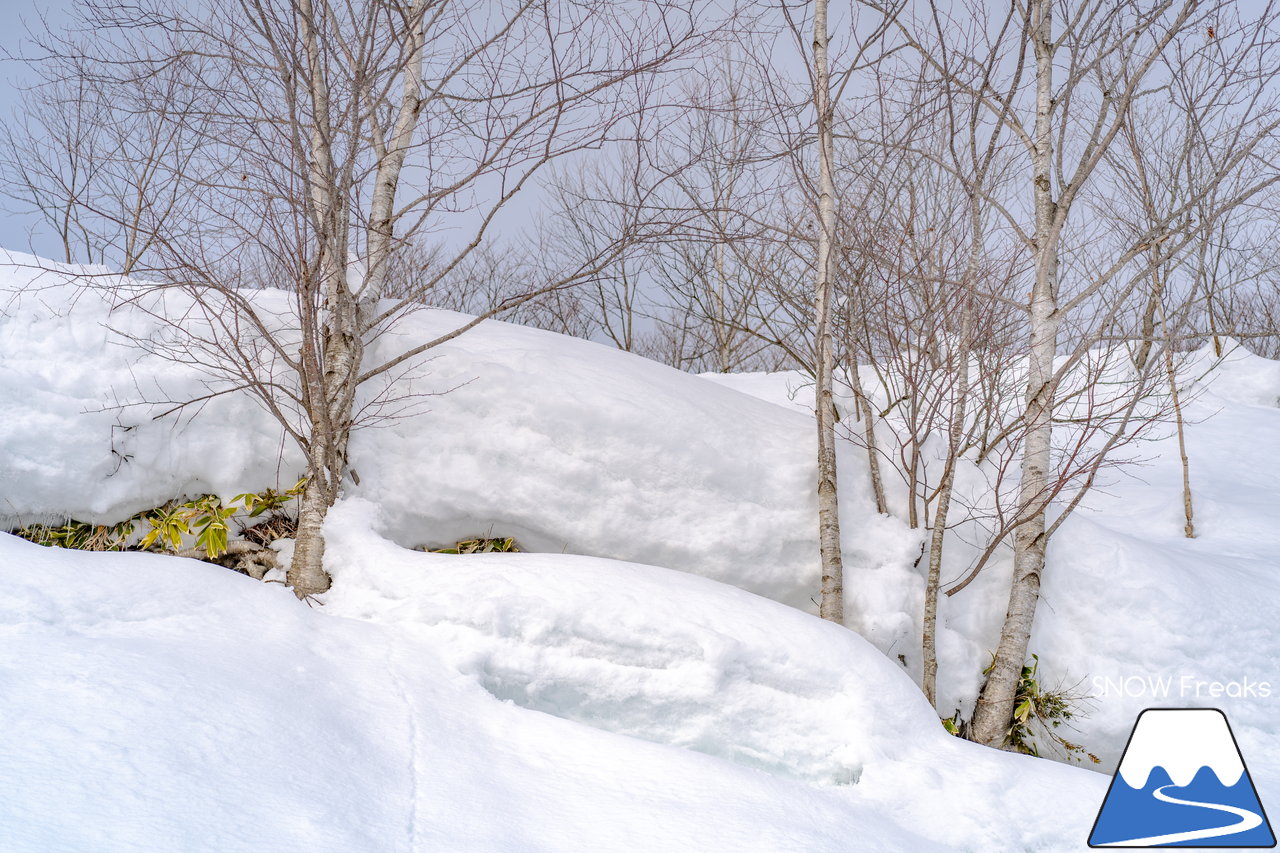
0 517 1108 852
2 254 1280 849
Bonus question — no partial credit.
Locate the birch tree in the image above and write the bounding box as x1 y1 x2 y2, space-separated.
31 0 701 597
768 0 903 624
807 0 846 622
973 0 1280 747
861 0 1280 746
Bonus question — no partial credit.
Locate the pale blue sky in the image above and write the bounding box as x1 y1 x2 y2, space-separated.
0 1 807 266
0 1 74 258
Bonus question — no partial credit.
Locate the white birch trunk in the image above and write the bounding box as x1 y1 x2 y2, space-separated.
288 452 335 597
286 0 344 597
969 0 1059 746
1162 306 1196 538
813 0 844 624
844 300 888 515
285 0 428 598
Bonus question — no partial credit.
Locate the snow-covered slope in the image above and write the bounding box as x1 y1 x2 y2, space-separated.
0 255 911 611
710 348 1280 804
0 520 1107 853
1028 343 1280 801
3 255 1280 849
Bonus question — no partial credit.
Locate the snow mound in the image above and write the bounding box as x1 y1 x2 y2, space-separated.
4 252 1279 815
0 258 305 521
1020 336 1280 793
1190 339 1280 409
698 370 816 415
320 500 1110 850
0 529 1109 852
354 310 917 611
0 259 915 615
323 499 940 785
0 532 946 852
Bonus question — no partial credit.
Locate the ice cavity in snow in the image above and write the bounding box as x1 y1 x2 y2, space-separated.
321 498 941 786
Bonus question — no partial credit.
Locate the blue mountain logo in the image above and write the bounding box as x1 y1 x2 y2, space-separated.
1090 708 1275 847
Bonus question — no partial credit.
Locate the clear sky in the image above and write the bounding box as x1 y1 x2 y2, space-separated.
0 1 74 258
0 1 807 268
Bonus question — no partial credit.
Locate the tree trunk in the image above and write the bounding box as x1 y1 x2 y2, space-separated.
813 0 844 624
923 221 980 709
288 450 336 597
713 239 732 372
969 0 1058 747
1132 256 1171 374
921 470 951 708
844 303 888 515
1163 311 1195 538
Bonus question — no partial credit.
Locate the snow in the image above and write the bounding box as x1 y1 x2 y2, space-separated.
0 521 1106 852
0 256 909 612
323 498 936 786
0 253 305 521
2 254 1279 850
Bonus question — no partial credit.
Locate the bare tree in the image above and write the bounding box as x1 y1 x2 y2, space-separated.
807 0 846 622
30 0 702 597
0 76 107 264
863 0 1280 746
2 56 204 274
749 0 901 624
646 67 797 373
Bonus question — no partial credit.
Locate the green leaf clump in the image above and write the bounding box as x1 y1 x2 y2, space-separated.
10 480 308 560
427 536 520 555
983 652 1099 763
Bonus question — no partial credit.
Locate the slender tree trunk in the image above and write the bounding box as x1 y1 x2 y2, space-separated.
813 0 844 624
361 0 427 304
970 0 1058 746
1132 252 1172 373
1133 286 1163 372
1208 298 1223 358
285 0 354 599
921 471 951 707
845 301 888 515
714 239 732 372
282 0 428 600
923 215 981 709
907 430 922 529
1163 316 1195 538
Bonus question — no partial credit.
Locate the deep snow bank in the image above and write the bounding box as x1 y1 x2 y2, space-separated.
3 254 1279 796
322 499 939 786
0 255 306 522
0 254 915 614
0 531 945 853
711 348 1280 803
0 523 1107 852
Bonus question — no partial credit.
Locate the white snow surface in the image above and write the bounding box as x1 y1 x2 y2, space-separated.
2 255 1279 849
0 517 1106 852
0 255 909 611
